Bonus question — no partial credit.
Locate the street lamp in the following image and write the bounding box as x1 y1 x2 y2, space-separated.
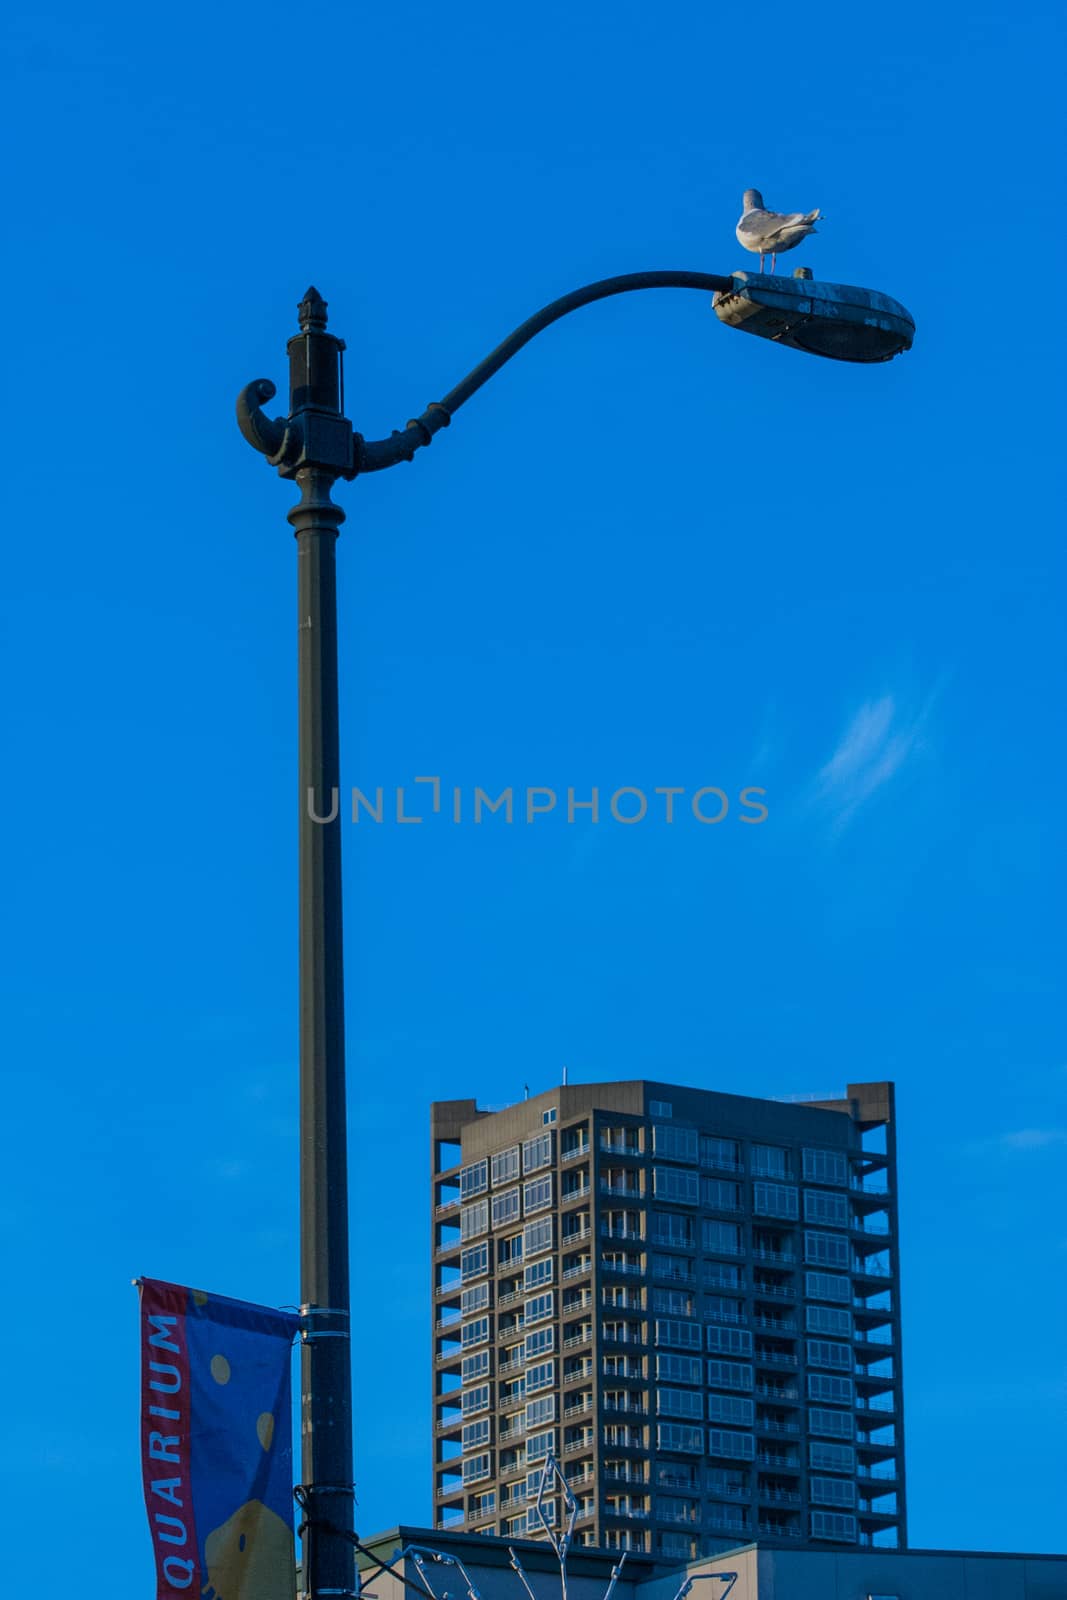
236 265 914 1600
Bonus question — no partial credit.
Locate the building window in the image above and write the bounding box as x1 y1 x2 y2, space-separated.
462 1350 490 1383
524 1257 554 1291
525 1394 557 1428
525 1290 554 1324
707 1428 754 1461
751 1144 790 1179
653 1288 694 1317
525 1326 554 1359
657 1386 703 1420
650 1099 673 1118
702 1261 742 1290
807 1304 852 1337
804 1230 850 1268
461 1317 490 1349
706 1360 754 1392
526 1428 555 1461
492 1145 520 1186
810 1510 857 1543
805 1270 850 1304
526 1359 555 1393
653 1211 694 1248
498 1233 524 1269
460 1159 488 1199
807 1339 853 1372
701 1219 743 1255
524 1217 554 1257
803 1148 849 1186
656 1353 702 1385
807 1373 853 1404
708 1393 753 1426
701 1176 742 1212
700 1134 740 1170
542 1107 558 1126
705 1294 744 1323
460 1243 489 1281
462 1453 491 1485
653 1124 698 1162
492 1187 521 1227
810 1440 856 1473
655 1319 702 1351
460 1199 489 1241
753 1181 799 1219
811 1475 857 1508
809 1407 854 1439
461 1283 489 1316
656 1422 704 1453
653 1166 699 1205
706 1324 753 1357
461 1385 491 1418
523 1131 554 1173
804 1189 850 1228
523 1174 554 1215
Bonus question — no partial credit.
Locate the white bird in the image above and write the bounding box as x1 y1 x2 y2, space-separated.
736 188 821 273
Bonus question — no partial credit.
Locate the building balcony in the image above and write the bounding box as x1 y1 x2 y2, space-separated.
759 1488 802 1505
755 1417 801 1434
602 1329 646 1346
599 1140 643 1158
658 1507 701 1526
757 1452 800 1470
604 1467 649 1485
563 1260 593 1281
562 1224 592 1244
498 1419 526 1442
755 1350 798 1368
562 1183 592 1205
497 1288 522 1308
706 1516 749 1535
563 1328 593 1350
603 1398 647 1415
563 1435 595 1456
435 1197 460 1215
757 1522 802 1539
467 1505 496 1524
752 1282 796 1300
858 1502 899 1520
562 1141 591 1163
652 1263 694 1283
601 1260 644 1276
753 1316 796 1333
433 1415 463 1434
564 1394 595 1418
601 1225 643 1242
752 1248 796 1264
600 1182 643 1199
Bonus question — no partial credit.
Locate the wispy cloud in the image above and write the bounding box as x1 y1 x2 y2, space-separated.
812 693 932 830
998 1128 1067 1151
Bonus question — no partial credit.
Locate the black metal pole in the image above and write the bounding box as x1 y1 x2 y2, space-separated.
269 289 357 1600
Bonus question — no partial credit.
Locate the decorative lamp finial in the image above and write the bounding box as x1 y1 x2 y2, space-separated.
298 286 328 333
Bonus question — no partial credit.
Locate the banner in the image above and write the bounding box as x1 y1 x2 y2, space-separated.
138 1277 300 1600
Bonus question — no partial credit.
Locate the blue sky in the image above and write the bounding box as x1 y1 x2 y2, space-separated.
1 0 1064 1590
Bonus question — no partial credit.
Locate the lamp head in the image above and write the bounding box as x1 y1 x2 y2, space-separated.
713 269 914 362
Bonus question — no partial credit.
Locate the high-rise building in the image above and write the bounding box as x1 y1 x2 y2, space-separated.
430 1080 904 1557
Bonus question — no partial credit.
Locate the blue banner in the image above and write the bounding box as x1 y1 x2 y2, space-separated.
139 1277 300 1600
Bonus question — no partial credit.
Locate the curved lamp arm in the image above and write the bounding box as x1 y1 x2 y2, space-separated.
237 272 734 481
357 270 734 473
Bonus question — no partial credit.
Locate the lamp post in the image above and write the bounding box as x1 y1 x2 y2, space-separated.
237 266 914 1600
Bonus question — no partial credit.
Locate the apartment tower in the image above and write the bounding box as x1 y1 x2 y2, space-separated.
430 1080 904 1557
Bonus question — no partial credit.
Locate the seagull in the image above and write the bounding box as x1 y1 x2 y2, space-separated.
736 188 821 273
